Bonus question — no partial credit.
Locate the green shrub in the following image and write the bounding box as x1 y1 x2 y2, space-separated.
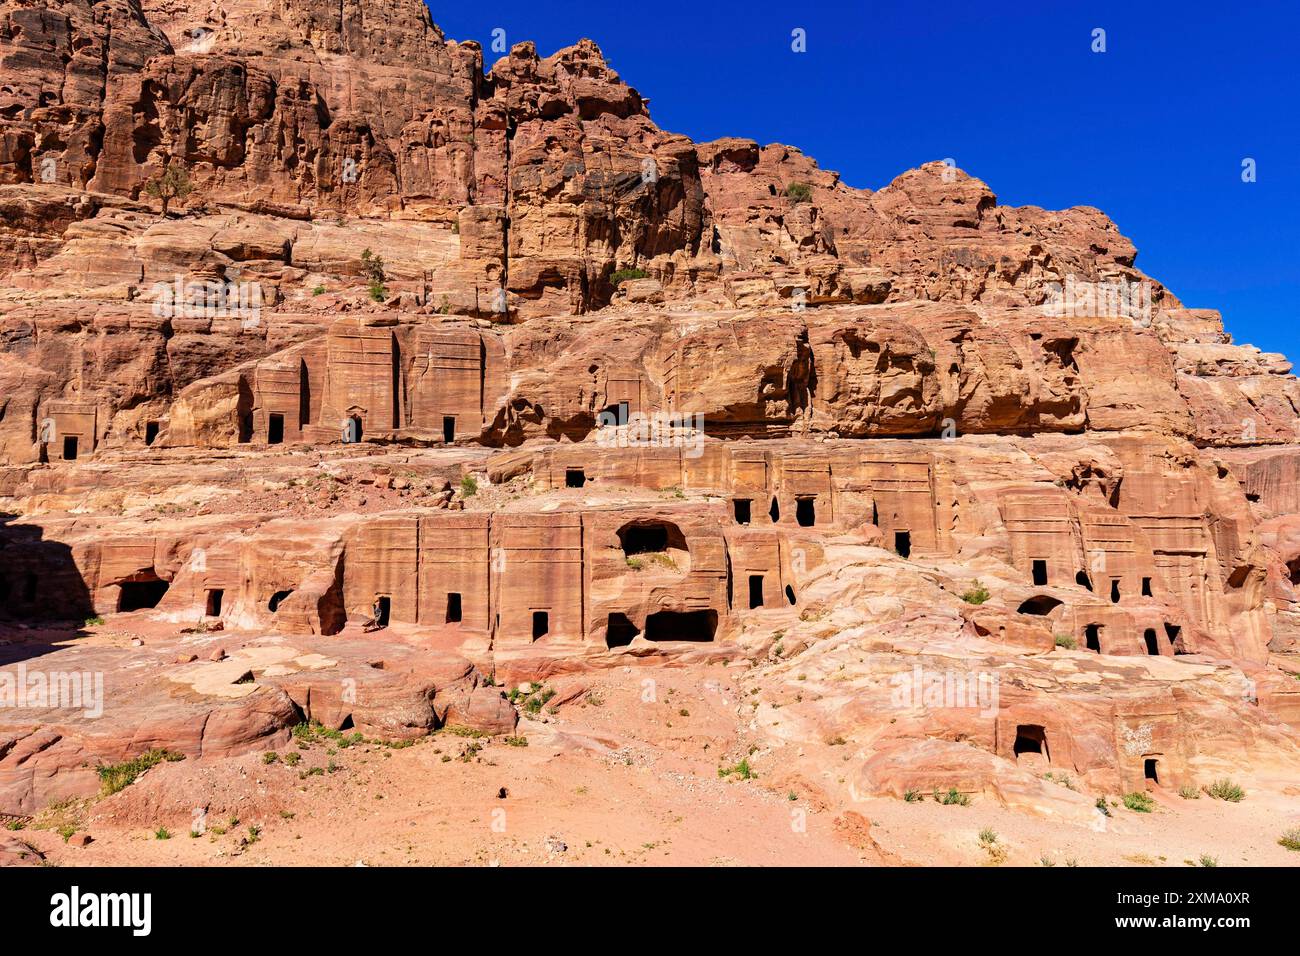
1278 827 1300 851
718 758 756 780
312 285 325 296
978 828 998 845
903 788 923 803
154 827 171 840
1123 791 1155 813
1095 796 1111 817
936 786 970 806
1054 634 1076 649
1199 854 1218 868
97 749 185 796
504 736 529 747
459 475 478 497
1206 779 1245 802
1178 785 1200 800
960 580 990 605
784 182 813 203
83 615 105 627
610 267 648 289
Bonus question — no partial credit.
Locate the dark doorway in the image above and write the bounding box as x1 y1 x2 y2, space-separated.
346 416 362 443
1013 724 1049 761
644 609 717 642
267 413 284 444
748 574 765 609
1032 560 1048 586
118 578 169 612
565 468 586 488
1165 622 1184 653
145 421 160 446
1144 758 1160 785
1141 576 1153 597
619 522 678 555
601 402 629 427
1085 623 1102 652
733 499 752 525
269 590 292 612
532 610 549 640
205 588 223 617
1076 570 1093 591
1110 579 1121 603
894 531 912 559
446 592 462 623
374 595 391 627
1017 595 1063 616
769 497 780 522
62 436 78 460
795 497 816 527
443 416 456 443
785 585 797 605
606 613 639 648
1143 628 1159 655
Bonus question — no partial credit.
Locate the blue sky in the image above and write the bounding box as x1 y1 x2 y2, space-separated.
430 0 1299 359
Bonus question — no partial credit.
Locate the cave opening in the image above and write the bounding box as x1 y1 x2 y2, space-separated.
644 609 717 642
118 578 169 612
606 612 639 648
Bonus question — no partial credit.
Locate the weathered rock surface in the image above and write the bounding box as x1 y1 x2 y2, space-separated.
1 0 1299 858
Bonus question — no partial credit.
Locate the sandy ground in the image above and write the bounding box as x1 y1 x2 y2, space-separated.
13 662 1300 867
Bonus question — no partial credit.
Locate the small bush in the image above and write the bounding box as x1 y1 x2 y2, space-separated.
367 280 387 302
504 736 529 747
154 827 171 840
1198 854 1218 868
1178 785 1200 800
1054 634 1076 649
625 556 643 570
784 182 813 203
312 285 325 296
459 474 478 497
903 788 923 803
83 615 105 627
97 749 185 796
718 758 756 780
262 752 278 765
1278 827 1300 851
1123 791 1155 813
610 267 648 289
978 827 998 845
936 787 970 806
1206 779 1245 802
960 580 991 605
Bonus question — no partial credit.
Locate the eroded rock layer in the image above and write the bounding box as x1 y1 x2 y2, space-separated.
1 0 1298 849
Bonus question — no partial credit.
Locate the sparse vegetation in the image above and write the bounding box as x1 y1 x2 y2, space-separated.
1095 796 1112 817
784 182 813 203
1054 634 1076 649
459 474 478 498
978 827 998 845
144 162 192 216
154 826 171 840
1123 791 1155 813
718 758 756 780
1278 826 1300 851
361 247 387 301
610 267 648 290
1178 784 1200 800
83 615 105 627
504 736 529 747
312 284 325 296
935 787 970 806
960 580 991 605
625 556 644 570
1206 778 1245 802
97 749 185 796
1198 854 1218 867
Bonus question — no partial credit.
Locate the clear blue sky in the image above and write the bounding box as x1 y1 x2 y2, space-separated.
430 0 1299 360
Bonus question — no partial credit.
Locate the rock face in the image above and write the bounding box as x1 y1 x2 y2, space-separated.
2 0 1300 840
